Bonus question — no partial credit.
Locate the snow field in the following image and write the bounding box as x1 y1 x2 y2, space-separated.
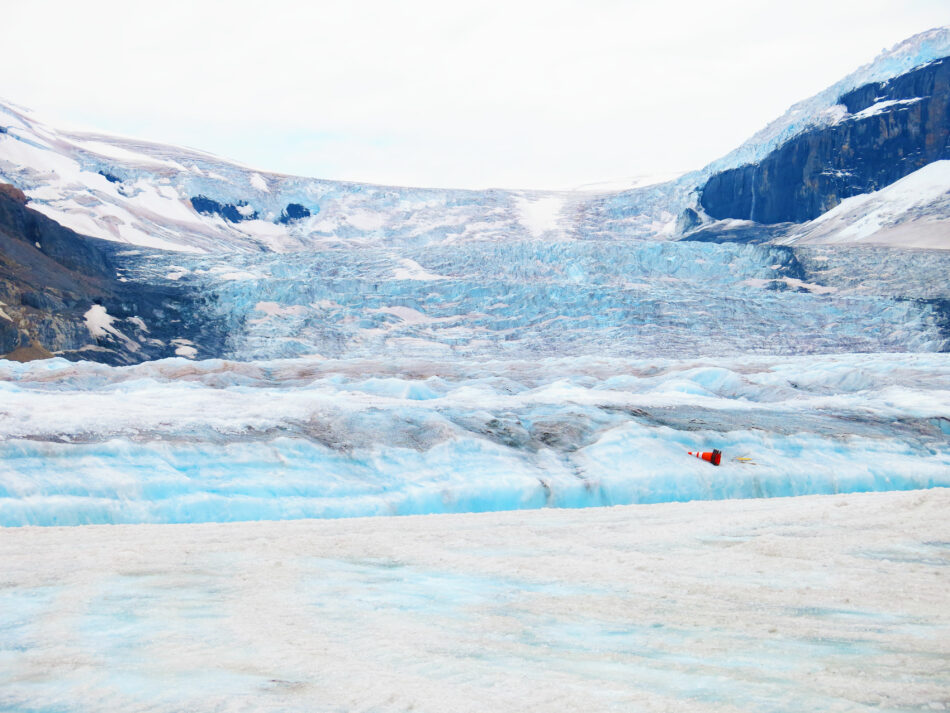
0 488 947 712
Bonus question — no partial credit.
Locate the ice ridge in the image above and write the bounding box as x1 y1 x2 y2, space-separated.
1 353 948 526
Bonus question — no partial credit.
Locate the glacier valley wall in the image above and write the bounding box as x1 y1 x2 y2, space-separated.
699 57 950 224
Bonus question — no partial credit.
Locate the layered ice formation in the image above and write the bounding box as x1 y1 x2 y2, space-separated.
2 352 948 526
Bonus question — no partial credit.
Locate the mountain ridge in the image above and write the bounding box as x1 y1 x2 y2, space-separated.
1 29 950 363
0 27 948 255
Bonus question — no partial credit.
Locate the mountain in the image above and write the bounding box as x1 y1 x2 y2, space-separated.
1 28 949 256
0 100 581 253
0 28 949 366
697 55 950 225
0 185 228 363
588 27 950 246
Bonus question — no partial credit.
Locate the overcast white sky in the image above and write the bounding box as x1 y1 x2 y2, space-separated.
2 1 947 190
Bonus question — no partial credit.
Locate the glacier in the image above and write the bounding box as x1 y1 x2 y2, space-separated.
2 217 949 527
117 239 950 362
1 25 950 527
2 350 948 526
1 184 949 526
1 25 950 713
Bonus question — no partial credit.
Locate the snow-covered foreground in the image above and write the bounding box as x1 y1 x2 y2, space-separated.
1 488 948 712
2 352 948 526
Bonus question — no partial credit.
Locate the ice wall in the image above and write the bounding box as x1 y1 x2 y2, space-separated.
1 353 948 526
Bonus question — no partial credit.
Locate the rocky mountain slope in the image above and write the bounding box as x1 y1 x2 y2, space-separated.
0 186 226 363
698 56 950 225
588 27 950 246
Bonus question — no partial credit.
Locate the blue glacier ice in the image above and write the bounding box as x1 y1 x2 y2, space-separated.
2 232 950 526
120 240 950 362
1 347 948 526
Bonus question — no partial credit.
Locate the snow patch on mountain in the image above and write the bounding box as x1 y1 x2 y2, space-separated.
517 195 564 237
249 172 269 192
779 160 950 249
850 97 925 120
171 338 197 358
83 304 139 352
392 258 447 281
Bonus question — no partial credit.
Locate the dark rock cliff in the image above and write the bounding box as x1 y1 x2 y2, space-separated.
190 195 258 222
699 57 950 224
0 186 228 364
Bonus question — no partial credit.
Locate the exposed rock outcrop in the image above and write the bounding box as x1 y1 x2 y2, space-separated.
0 187 229 363
278 202 312 224
3 342 54 362
699 57 950 224
0 183 27 204
190 195 258 222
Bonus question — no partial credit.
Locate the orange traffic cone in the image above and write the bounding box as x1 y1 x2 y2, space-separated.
688 448 722 466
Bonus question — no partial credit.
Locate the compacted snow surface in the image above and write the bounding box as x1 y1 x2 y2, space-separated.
1 489 948 712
